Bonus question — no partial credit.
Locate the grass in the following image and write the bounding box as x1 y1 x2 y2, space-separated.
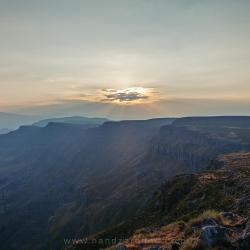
180 233 201 250
187 210 220 228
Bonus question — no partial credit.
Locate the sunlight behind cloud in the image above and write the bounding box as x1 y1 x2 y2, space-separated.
102 87 155 104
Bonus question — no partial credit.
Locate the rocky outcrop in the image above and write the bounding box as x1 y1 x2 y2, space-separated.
104 211 248 250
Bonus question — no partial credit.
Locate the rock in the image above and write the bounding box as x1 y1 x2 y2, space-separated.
200 218 218 227
220 212 246 226
199 225 233 247
171 241 181 250
192 217 218 232
148 246 162 250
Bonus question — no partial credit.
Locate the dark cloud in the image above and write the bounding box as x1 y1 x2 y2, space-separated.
103 89 149 102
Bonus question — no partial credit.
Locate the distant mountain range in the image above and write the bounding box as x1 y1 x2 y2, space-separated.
33 116 109 127
0 112 110 134
0 116 249 249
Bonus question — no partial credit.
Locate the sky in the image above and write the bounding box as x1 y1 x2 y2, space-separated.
0 0 250 119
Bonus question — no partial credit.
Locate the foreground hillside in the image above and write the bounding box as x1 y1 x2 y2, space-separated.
79 152 250 250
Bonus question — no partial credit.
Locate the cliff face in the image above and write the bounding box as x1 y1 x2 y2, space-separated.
151 116 250 171
150 125 242 171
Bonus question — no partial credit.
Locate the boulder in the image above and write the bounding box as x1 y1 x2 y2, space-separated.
148 246 162 250
200 218 218 227
171 241 181 250
220 212 246 226
199 225 233 247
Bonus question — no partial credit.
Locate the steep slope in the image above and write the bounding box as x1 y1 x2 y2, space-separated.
80 152 250 250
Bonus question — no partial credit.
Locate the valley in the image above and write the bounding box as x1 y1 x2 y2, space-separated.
0 117 249 249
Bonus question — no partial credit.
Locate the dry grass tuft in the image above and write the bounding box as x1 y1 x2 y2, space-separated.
180 233 201 250
187 210 220 228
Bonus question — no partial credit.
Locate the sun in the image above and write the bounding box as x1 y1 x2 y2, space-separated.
125 87 148 94
102 87 155 104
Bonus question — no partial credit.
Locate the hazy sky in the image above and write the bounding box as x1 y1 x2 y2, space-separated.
0 0 250 119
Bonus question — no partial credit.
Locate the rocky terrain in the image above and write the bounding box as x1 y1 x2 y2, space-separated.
85 152 250 250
